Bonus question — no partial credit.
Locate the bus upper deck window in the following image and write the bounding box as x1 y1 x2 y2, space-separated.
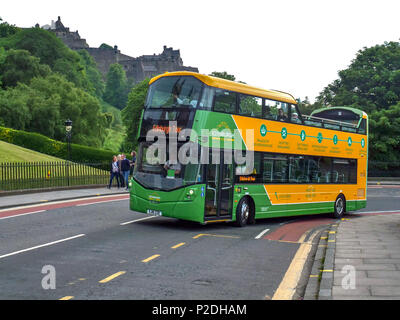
199 86 214 110
213 89 236 113
358 118 367 134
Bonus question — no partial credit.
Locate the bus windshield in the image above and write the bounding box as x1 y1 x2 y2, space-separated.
146 76 203 109
133 142 203 191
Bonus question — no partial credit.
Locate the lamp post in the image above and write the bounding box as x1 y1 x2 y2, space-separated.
65 119 72 186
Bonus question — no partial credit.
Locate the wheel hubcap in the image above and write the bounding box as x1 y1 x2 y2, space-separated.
242 203 249 222
336 198 344 215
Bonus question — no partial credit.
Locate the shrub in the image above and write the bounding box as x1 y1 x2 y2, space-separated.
0 126 114 163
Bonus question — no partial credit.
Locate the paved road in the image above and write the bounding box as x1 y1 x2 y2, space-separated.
0 187 398 300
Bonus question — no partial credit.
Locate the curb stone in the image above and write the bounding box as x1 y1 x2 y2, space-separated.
303 221 340 300
303 228 327 300
0 189 128 210
303 227 329 300
318 222 338 300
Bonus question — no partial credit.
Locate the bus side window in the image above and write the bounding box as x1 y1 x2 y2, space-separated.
239 95 262 117
308 157 320 183
358 118 367 134
213 89 236 114
332 158 357 184
272 155 288 183
289 155 308 183
264 98 277 120
199 86 214 110
264 99 289 122
318 157 332 183
290 104 302 124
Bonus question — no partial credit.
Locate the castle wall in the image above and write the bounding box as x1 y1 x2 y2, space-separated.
47 17 198 83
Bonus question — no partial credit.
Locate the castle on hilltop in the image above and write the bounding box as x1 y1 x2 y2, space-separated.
42 17 199 82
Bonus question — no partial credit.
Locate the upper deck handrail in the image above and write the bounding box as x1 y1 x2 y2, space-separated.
302 114 359 129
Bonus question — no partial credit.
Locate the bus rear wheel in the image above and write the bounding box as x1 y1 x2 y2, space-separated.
332 195 345 219
235 197 250 227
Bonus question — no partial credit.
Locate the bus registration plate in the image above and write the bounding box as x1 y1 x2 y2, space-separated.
147 209 162 216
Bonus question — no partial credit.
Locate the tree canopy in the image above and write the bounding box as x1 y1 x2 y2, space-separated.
209 71 236 81
315 41 400 166
121 78 150 151
0 49 51 88
103 63 131 109
0 74 108 147
0 20 111 149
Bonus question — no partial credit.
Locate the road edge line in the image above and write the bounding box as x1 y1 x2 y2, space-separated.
272 229 320 300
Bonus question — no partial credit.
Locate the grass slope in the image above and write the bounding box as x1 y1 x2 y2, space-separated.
0 140 63 162
0 141 111 191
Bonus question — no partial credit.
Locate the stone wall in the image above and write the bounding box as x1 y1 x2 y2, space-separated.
44 17 198 83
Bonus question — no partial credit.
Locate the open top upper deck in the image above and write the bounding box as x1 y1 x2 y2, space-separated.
307 106 368 134
147 72 368 135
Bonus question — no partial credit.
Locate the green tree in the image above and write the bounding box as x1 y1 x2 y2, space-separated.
121 78 150 151
209 71 236 81
0 47 6 87
0 18 19 38
369 102 400 163
0 74 110 147
297 96 321 116
99 43 113 49
0 84 31 130
0 49 51 88
77 49 105 97
103 63 129 109
316 41 400 165
28 74 108 147
0 27 92 93
316 41 400 113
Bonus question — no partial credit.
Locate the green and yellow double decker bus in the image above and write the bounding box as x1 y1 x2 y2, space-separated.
129 71 368 226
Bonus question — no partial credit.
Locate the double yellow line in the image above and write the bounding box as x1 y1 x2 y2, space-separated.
272 229 320 300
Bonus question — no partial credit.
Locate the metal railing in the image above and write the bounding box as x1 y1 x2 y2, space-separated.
302 114 360 133
0 160 399 193
0 161 116 192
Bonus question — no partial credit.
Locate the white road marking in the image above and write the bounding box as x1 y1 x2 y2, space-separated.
120 216 156 225
76 198 127 207
0 194 128 213
0 210 47 220
255 228 270 239
0 234 85 260
353 209 400 215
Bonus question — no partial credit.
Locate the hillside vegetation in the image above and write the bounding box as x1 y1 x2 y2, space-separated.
0 18 127 153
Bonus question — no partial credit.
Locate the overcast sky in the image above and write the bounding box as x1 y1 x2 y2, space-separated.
2 0 399 102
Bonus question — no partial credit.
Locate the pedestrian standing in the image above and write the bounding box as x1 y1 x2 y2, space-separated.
108 156 120 189
121 154 131 190
130 151 136 175
117 154 124 188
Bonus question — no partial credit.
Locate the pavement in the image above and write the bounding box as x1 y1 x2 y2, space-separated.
304 212 400 300
0 186 127 210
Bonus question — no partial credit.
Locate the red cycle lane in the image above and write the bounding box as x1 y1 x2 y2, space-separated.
264 210 400 243
264 216 334 242
0 194 129 220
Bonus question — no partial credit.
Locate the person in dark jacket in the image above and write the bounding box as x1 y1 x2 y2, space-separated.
117 154 124 188
121 154 131 190
108 156 120 189
130 151 136 175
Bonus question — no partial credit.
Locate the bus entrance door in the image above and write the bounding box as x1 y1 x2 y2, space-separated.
204 153 233 220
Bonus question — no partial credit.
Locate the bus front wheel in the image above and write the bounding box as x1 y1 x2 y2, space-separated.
332 195 346 219
235 197 250 227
